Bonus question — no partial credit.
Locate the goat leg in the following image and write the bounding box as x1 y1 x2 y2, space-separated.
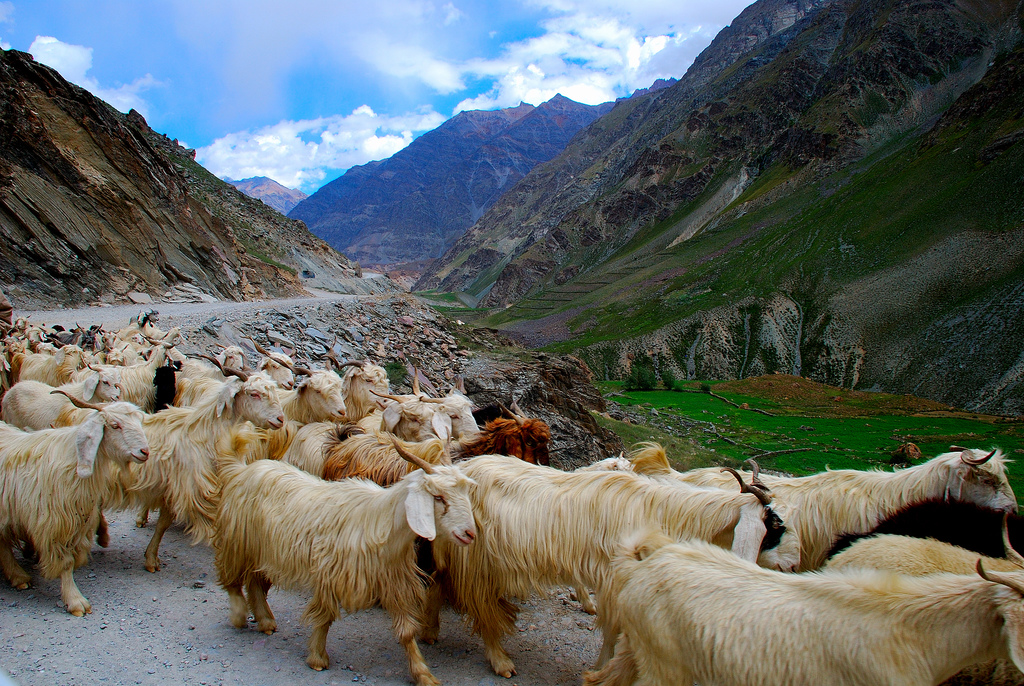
144 507 174 572
59 567 91 617
0 541 31 589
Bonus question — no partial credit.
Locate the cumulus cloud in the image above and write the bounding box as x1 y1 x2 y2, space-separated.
196 106 446 192
28 36 159 116
453 10 719 113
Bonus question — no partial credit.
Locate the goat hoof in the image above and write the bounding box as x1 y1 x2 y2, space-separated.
145 563 160 573
15 582 30 590
97 532 110 548
307 655 329 671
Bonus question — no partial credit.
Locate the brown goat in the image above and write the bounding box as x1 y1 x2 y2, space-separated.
455 416 551 465
320 426 450 486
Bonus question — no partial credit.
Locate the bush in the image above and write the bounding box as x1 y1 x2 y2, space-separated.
624 362 657 391
699 382 712 394
383 361 407 387
661 366 678 391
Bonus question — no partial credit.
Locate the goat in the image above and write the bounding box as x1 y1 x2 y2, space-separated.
428 455 798 677
214 439 477 684
0 395 149 616
2 371 122 430
247 337 296 389
453 408 551 465
123 370 285 572
334 357 390 422
78 344 171 412
585 531 1024 686
318 427 450 484
11 345 86 386
827 499 1024 560
827 524 1024 686
661 446 1017 570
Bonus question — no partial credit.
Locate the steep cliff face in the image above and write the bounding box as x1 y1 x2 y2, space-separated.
289 95 614 267
0 49 368 309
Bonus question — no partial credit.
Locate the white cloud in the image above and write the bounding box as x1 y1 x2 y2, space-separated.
0 2 13 23
442 2 464 25
196 106 446 192
28 36 158 116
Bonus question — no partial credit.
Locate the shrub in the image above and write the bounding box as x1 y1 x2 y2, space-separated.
661 366 678 391
699 382 712 394
624 360 658 391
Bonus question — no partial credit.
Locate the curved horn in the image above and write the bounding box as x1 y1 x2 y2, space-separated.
248 337 275 358
391 437 436 474
199 353 250 381
339 360 364 369
745 458 770 491
213 343 227 350
978 558 1024 595
50 389 105 411
510 399 528 419
291 365 314 377
411 367 421 396
721 467 772 506
497 402 516 420
962 448 997 466
1002 513 1024 568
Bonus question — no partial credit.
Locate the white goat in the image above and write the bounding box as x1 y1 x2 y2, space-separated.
429 455 798 677
585 532 1024 686
662 447 1017 570
78 345 171 412
2 371 121 430
11 345 86 386
123 371 285 572
0 399 149 616
336 359 390 421
214 441 477 685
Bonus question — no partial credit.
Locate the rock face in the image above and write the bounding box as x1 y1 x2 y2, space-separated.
289 95 614 268
0 49 373 309
227 176 308 215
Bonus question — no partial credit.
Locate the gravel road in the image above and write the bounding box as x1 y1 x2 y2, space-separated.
17 289 361 332
3 290 605 686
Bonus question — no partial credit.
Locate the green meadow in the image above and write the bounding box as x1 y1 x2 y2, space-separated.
594 375 1024 497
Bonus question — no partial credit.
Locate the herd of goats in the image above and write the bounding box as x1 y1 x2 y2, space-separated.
3 313 1024 685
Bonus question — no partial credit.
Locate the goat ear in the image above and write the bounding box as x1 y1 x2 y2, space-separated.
75 413 105 478
382 403 402 433
216 379 241 418
403 471 437 540
731 502 768 563
83 374 100 400
431 413 452 442
55 347 67 365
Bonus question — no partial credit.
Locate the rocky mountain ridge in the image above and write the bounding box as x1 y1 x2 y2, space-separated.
416 0 1024 415
289 94 615 269
0 48 382 309
227 176 307 215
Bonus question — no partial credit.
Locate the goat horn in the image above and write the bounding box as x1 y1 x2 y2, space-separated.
370 389 405 402
721 467 772 506
391 437 436 474
247 337 273 358
199 353 250 381
411 367 421 396
276 356 312 377
497 402 516 420
339 360 364 369
50 389 105 411
510 399 528 419
213 343 227 350
961 448 997 466
978 558 1024 596
1002 513 1024 568
950 445 969 452
745 458 770 491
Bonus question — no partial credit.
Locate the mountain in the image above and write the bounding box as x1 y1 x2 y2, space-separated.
228 176 307 215
0 48 382 309
289 95 614 267
416 0 1024 415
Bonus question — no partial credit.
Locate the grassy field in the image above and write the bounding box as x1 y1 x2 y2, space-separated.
595 375 1024 496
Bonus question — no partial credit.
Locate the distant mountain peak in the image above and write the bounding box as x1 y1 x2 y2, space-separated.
228 177 307 215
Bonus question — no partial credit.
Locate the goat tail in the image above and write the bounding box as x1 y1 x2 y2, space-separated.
617 529 673 565
627 442 672 475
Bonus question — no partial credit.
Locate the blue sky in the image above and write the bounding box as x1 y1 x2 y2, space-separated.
2 1 754 193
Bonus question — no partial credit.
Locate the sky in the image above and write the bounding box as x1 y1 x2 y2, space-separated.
1 1 754 194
